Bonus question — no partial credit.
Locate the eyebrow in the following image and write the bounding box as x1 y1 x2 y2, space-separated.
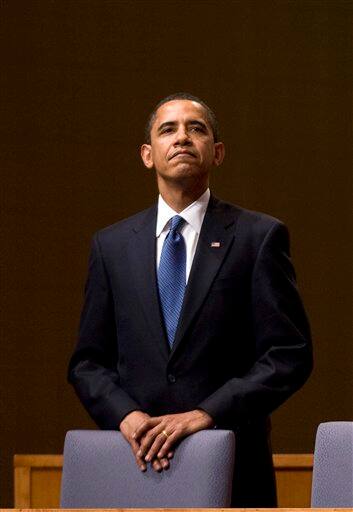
157 120 208 133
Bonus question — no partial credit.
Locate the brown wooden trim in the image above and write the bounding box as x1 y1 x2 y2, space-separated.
13 453 314 469
273 453 314 468
14 466 31 507
14 454 63 467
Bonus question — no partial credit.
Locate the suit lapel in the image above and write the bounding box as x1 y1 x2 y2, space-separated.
170 196 238 357
128 204 169 360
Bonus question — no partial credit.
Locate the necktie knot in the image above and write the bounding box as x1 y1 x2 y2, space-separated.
170 215 185 234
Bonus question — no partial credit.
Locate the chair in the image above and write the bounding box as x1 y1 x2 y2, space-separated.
311 421 353 507
60 429 235 508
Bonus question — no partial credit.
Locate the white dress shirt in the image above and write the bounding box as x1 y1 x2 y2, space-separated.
156 188 210 283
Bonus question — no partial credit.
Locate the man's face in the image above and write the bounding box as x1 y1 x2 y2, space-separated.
141 100 224 187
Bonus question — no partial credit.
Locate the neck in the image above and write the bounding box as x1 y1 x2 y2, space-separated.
158 181 209 212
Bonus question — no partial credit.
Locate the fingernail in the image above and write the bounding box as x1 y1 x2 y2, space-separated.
137 450 142 457
140 465 146 472
157 452 162 458
132 433 136 439
145 455 151 462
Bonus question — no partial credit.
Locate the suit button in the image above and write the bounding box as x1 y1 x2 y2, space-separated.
168 374 176 383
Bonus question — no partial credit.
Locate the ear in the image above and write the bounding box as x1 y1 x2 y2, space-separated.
140 144 154 169
213 142 225 167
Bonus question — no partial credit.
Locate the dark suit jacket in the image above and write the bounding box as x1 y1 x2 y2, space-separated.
68 195 313 507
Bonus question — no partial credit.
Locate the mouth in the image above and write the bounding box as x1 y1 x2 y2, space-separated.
169 150 196 160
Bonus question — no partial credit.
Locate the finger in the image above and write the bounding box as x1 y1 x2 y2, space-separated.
138 423 165 458
131 439 147 471
157 431 180 458
159 457 170 470
133 417 160 441
152 458 162 472
123 437 146 472
136 455 147 471
145 430 171 462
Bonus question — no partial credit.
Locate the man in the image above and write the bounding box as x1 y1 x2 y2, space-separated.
68 93 313 507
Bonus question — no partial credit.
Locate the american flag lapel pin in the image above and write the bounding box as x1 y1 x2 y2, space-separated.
211 241 221 248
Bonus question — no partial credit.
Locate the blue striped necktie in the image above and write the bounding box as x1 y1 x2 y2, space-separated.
158 215 186 347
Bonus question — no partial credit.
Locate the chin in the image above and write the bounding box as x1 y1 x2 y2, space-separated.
174 162 205 176
157 164 208 185
173 168 202 181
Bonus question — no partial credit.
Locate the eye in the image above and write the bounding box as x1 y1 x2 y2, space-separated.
190 125 206 133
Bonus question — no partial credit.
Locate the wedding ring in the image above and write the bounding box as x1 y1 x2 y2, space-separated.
162 430 169 438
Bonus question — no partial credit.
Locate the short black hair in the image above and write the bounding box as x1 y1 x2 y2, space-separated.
144 92 219 144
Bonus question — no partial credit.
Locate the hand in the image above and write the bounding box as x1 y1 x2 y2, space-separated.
120 410 171 472
133 409 214 464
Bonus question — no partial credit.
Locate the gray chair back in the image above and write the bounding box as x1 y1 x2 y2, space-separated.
311 421 353 507
60 429 235 508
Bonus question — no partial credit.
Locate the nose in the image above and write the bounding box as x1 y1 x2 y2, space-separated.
174 125 191 146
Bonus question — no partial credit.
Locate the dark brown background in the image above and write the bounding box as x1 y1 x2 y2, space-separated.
1 0 352 507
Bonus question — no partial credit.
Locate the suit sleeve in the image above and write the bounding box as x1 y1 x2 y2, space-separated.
198 221 313 427
68 233 141 429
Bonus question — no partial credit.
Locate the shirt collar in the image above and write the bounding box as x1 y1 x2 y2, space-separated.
156 188 210 237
